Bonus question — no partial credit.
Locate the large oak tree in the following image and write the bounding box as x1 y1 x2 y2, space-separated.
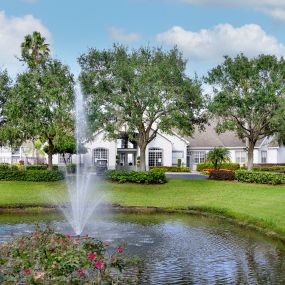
79 45 206 170
206 54 285 170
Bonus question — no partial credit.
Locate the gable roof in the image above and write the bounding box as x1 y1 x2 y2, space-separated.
185 123 265 148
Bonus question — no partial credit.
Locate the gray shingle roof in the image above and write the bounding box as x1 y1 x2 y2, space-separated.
185 124 264 148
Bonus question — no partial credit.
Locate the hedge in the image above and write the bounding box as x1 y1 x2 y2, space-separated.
208 170 235 181
253 166 285 172
235 170 285 185
26 164 48 171
0 169 64 182
197 162 240 172
150 166 190 173
105 170 167 184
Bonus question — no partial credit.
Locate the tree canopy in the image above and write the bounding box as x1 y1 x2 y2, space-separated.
206 54 285 170
79 45 206 169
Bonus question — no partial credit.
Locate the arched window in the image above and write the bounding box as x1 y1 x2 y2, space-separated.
93 148 109 166
148 148 163 167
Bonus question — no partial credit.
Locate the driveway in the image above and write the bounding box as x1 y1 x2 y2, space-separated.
165 172 208 179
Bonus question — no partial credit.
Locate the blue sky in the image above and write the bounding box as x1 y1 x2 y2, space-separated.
1 0 285 77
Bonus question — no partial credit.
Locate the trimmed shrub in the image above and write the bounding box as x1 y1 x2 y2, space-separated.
105 170 167 184
0 169 64 182
0 163 10 170
197 162 240 172
253 166 285 172
235 170 285 185
150 166 190 172
26 164 48 171
209 170 235 181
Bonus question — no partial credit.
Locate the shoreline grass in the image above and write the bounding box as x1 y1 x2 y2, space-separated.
1 179 285 237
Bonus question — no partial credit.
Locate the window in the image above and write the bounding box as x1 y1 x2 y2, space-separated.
261 151 267 163
235 151 247 164
93 148 109 165
193 151 206 164
148 148 163 167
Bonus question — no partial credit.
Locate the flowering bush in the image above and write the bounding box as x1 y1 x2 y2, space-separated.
0 226 138 284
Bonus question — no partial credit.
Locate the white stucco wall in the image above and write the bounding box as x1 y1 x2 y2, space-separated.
147 133 173 168
84 131 117 169
267 148 278 163
277 146 285 164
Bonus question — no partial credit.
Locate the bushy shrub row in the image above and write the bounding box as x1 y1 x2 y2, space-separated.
0 169 64 182
253 166 285 172
26 164 48 170
150 166 190 172
235 170 285 185
197 162 240 172
208 170 236 180
105 170 167 184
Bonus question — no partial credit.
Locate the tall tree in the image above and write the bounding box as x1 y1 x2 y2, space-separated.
79 45 206 170
9 59 74 169
0 69 13 146
206 54 285 170
20 31 50 70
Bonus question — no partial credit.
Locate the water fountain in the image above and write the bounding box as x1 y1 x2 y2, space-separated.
59 87 103 235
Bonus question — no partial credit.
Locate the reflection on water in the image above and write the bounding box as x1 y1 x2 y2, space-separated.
1 211 285 284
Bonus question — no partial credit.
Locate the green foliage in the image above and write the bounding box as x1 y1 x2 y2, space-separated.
235 170 285 185
0 163 10 170
208 170 235 181
206 147 231 169
253 166 285 172
26 165 48 171
0 169 64 182
206 54 285 170
150 166 190 172
0 227 135 284
196 162 240 172
177 159 182 168
79 45 206 169
19 31 50 70
105 170 167 184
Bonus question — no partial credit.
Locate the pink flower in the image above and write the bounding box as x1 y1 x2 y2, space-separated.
117 247 123 253
34 272 45 280
78 269 84 276
96 260 103 269
89 253 95 260
66 234 71 239
74 237 80 243
25 269 31 274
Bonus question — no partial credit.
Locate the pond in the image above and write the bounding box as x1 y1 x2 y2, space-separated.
1 210 285 284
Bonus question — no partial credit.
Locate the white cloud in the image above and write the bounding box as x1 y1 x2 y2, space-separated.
0 10 51 75
156 24 285 62
178 0 285 21
108 27 141 43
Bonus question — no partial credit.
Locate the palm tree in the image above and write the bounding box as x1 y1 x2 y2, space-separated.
20 31 50 69
206 147 231 169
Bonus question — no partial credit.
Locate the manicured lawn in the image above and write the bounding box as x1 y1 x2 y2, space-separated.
1 179 285 235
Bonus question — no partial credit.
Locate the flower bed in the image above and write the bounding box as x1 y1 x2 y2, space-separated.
0 227 137 284
208 170 235 181
105 170 167 184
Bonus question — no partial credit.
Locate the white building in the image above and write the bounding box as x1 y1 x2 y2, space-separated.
1 124 285 170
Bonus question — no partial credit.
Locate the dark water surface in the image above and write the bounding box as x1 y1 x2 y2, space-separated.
1 211 285 284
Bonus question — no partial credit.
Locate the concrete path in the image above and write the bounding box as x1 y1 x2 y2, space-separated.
165 172 208 179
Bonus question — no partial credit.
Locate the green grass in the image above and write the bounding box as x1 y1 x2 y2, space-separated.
1 179 285 236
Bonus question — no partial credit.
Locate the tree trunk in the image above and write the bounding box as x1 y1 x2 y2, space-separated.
247 140 255 171
139 143 147 171
47 138 54 171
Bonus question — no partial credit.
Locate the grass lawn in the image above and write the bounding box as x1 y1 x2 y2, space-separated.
1 179 285 235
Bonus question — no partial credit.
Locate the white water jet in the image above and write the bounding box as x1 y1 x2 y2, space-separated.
59 87 104 235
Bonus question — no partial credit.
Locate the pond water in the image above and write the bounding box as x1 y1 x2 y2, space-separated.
1 211 285 284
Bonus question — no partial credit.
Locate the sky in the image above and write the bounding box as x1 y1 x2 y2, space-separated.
1 0 285 78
